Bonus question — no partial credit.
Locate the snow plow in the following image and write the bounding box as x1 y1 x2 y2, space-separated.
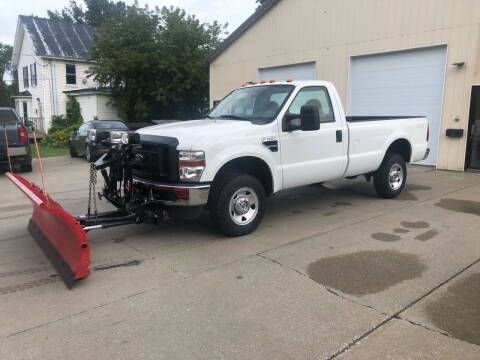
6 130 151 288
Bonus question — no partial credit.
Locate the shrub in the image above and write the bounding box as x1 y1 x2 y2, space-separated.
45 97 83 147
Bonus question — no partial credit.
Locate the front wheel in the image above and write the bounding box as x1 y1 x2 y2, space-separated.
85 145 95 162
209 173 266 237
374 153 407 198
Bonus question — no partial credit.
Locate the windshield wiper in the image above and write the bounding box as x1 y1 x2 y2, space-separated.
216 114 248 120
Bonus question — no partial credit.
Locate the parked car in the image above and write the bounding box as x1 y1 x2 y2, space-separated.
123 80 430 236
69 120 129 162
0 107 32 172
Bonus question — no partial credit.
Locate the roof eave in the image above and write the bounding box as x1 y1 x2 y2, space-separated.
41 55 95 63
11 18 25 67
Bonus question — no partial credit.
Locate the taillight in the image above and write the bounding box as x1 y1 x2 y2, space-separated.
18 126 28 143
426 124 430 142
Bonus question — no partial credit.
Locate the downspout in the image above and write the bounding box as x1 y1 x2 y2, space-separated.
49 59 58 116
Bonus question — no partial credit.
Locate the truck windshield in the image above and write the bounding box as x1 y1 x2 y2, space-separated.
209 85 294 122
92 121 128 130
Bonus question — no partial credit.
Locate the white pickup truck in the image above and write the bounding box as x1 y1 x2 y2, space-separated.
131 80 429 236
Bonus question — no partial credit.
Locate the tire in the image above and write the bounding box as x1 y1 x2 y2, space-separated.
209 173 266 237
374 153 407 199
85 145 95 162
69 143 78 158
21 162 33 172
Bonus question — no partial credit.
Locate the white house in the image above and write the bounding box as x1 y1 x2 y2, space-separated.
10 15 119 132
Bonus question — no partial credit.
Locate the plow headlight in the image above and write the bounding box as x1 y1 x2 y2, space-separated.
179 151 205 182
110 130 130 145
95 130 140 145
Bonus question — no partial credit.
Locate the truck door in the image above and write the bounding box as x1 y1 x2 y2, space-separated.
279 86 348 188
72 123 89 154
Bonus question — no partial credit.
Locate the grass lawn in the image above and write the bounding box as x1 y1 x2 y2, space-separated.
30 143 70 158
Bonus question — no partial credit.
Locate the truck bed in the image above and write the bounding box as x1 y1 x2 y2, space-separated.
345 116 428 177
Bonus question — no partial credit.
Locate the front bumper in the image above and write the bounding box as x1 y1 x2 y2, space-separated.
132 176 210 206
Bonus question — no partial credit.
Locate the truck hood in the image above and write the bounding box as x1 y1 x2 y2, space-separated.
136 119 259 150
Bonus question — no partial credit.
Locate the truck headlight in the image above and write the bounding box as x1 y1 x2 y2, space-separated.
179 151 205 182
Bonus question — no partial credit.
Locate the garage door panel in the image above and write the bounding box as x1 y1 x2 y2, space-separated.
259 62 316 81
348 46 447 166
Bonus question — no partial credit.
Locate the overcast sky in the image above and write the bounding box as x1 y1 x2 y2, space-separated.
0 0 258 45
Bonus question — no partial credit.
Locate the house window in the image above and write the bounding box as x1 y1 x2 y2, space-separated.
66 64 76 84
22 66 29 88
30 63 37 87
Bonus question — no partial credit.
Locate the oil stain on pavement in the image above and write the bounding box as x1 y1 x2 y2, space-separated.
435 199 480 216
371 233 402 242
425 273 480 345
414 229 440 241
397 184 431 201
401 221 430 229
306 250 427 296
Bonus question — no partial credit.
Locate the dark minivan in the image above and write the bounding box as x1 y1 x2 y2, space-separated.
69 120 129 162
0 108 32 172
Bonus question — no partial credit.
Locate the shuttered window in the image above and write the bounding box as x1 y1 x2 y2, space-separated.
66 64 76 84
30 63 37 87
22 66 29 88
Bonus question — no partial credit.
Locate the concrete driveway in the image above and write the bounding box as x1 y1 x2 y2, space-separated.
0 156 479 359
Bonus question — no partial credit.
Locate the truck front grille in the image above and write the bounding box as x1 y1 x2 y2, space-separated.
131 135 179 182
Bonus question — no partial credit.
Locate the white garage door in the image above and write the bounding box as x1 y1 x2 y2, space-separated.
259 62 316 82
348 46 447 166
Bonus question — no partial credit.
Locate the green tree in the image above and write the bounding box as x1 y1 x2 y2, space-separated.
88 4 226 121
48 0 127 27
0 43 14 106
46 97 83 147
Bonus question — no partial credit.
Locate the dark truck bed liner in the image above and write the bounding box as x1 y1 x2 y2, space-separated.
346 116 425 123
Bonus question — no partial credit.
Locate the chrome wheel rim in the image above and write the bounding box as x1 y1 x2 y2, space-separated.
229 187 259 226
389 164 404 191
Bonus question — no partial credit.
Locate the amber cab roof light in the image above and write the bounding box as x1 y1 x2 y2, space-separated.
269 79 276 83
286 78 293 82
260 80 266 84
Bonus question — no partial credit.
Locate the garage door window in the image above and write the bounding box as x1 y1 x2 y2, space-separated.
287 87 335 123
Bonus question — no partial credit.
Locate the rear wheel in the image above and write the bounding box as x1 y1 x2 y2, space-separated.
209 173 266 237
374 153 407 198
69 143 78 158
21 162 33 172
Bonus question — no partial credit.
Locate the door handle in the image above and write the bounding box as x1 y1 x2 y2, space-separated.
336 130 343 143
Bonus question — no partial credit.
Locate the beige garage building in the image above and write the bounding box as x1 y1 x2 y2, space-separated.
207 0 480 171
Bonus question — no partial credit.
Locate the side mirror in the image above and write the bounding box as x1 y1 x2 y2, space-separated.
300 105 320 131
283 113 301 132
24 120 33 127
200 107 210 117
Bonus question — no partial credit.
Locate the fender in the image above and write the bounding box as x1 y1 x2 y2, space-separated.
201 144 282 193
